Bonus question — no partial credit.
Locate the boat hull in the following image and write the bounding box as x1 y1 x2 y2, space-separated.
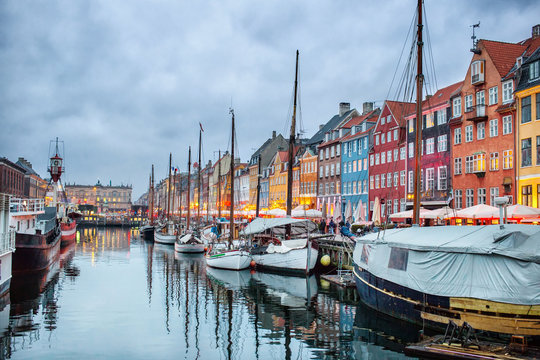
0 251 12 297
352 264 540 337
60 221 77 246
12 229 61 273
206 250 251 270
251 240 318 275
154 231 176 245
174 242 205 253
141 225 154 241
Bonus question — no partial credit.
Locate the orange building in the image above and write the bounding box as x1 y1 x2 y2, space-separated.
298 148 318 208
268 151 288 209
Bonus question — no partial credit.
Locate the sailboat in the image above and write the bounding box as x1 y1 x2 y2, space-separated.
206 109 252 270
175 132 205 253
140 165 155 240
351 0 540 338
245 51 321 275
154 154 177 245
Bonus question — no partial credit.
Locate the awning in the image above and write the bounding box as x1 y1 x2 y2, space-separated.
241 217 318 236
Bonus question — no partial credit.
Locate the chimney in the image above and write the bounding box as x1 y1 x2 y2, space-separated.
362 102 374 115
533 24 540 38
17 157 32 168
339 102 350 116
319 124 324 130
425 94 432 101
272 130 276 139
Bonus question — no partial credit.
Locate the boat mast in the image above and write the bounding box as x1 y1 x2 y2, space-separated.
206 165 210 223
229 109 235 248
187 147 191 230
198 129 202 227
171 167 177 221
167 153 172 222
218 150 222 219
286 50 299 217
178 172 182 225
255 154 262 217
151 165 154 226
412 0 423 225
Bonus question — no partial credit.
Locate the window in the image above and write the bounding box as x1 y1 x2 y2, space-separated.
503 150 513 169
521 138 532 167
336 163 340 175
343 143 348 155
537 94 540 120
343 162 347 174
387 132 391 143
426 113 435 128
363 180 367 193
325 148 329 159
489 119 498 137
521 96 531 124
375 134 379 145
490 187 499 206
490 152 499 171
454 157 462 175
408 170 414 193
465 125 473 142
438 166 447 190
476 90 485 107
331 146 335 157
408 118 414 133
393 129 398 141
408 142 414 158
325 165 329 177
353 161 356 172
537 136 540 166
353 181 357 194
453 97 462 117
387 172 392 188
319 151 323 160
363 137 367 149
437 135 447 152
394 172 398 188
370 176 374 189
375 153 380 165
364 158 367 170
381 174 385 188
393 199 399 214
471 60 484 84
502 80 513 103
381 152 386 164
400 170 405 186
489 86 498 105
478 188 486 205
426 138 435 154
455 189 463 209
465 156 474 173
387 150 392 163
503 115 512 135
352 140 356 154
381 116 385 125
454 128 462 144
330 182 334 194
319 166 323 178
375 175 379 189
393 149 398 162
400 147 406 160
465 94 473 112
437 110 447 125
473 153 486 172
336 144 340 156
529 60 539 80
381 132 386 144
477 122 485 140
466 189 474 207
348 162 352 173
370 154 374 166
426 168 435 193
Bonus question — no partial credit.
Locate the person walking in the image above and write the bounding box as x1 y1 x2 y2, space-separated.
319 218 327 234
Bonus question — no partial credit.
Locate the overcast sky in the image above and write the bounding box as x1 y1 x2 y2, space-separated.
1 0 538 198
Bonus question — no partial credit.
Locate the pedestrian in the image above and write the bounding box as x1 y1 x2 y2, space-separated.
319 218 326 234
329 217 336 234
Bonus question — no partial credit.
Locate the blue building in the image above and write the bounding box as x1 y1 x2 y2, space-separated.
260 169 270 209
341 108 379 222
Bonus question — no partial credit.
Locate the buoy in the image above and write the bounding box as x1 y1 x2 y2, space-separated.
320 278 330 289
204 247 208 252
320 254 331 266
250 260 256 268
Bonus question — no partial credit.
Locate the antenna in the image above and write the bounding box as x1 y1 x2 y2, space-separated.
470 22 481 54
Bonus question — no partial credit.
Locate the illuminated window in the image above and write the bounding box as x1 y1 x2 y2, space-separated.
426 113 435 128
408 119 414 133
473 153 486 172
490 152 499 171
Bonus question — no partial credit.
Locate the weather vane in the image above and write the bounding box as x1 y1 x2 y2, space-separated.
470 21 480 54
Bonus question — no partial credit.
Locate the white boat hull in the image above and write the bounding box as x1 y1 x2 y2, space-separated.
252 239 318 274
206 250 251 270
174 242 205 253
154 231 176 245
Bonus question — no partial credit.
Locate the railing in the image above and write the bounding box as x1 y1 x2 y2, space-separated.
10 198 45 214
0 230 16 256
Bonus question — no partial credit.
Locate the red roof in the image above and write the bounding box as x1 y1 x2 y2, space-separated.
481 39 526 77
385 100 415 127
423 81 463 109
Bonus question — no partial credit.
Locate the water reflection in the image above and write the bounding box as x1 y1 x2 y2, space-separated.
0 228 414 359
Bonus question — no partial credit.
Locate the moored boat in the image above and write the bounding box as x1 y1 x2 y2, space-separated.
175 232 205 253
206 249 251 270
154 221 176 245
60 218 77 245
140 224 155 241
0 193 15 296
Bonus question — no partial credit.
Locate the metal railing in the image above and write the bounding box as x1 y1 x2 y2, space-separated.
0 230 16 256
9 198 45 213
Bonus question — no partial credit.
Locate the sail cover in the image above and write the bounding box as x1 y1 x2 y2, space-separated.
241 217 318 236
353 224 540 305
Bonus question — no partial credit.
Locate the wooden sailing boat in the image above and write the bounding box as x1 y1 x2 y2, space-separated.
247 50 320 275
155 154 177 245
141 165 155 240
206 109 252 270
175 136 205 253
351 0 540 338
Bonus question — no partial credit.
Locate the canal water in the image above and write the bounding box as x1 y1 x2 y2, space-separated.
0 228 419 359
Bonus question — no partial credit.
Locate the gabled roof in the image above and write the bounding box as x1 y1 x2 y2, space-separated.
481 39 527 77
15 159 41 177
307 109 357 146
382 100 415 128
423 81 463 110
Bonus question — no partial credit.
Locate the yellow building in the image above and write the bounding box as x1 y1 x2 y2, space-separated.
268 151 288 209
515 51 540 207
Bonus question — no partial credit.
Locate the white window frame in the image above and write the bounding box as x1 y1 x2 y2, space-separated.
454 128 461 145
489 119 498 137
502 80 513 103
465 125 473 142
453 97 462 117
503 115 512 135
477 122 485 140
489 86 498 105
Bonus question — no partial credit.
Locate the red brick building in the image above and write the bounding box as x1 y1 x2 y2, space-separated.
449 39 536 209
0 157 26 197
369 101 414 221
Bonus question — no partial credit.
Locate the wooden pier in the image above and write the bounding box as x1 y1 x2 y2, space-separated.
316 234 355 270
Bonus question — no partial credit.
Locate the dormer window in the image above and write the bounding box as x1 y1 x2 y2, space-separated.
471 60 485 85
530 60 539 81
502 80 513 104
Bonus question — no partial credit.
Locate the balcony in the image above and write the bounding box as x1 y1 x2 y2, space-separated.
466 104 488 122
